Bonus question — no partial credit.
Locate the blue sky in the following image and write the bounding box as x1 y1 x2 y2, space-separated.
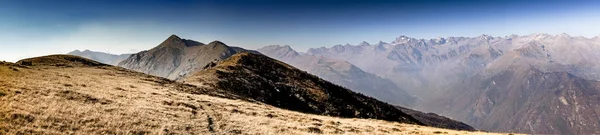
1 0 599 62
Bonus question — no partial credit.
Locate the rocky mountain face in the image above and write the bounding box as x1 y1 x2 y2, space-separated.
67 50 131 65
307 34 600 134
118 35 256 80
258 45 416 107
428 66 600 134
2 55 495 134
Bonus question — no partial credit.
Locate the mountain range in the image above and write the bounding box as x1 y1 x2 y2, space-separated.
307 34 600 134
67 50 131 65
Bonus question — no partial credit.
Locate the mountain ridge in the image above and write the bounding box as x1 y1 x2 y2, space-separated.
118 35 257 80
67 50 131 65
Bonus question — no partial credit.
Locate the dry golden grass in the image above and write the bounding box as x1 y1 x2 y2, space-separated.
0 62 518 135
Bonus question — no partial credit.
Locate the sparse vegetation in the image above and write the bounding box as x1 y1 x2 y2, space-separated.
8 67 18 71
115 87 125 91
307 127 323 134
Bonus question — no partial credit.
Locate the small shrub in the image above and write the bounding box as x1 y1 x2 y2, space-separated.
433 131 443 134
0 91 6 97
307 127 322 134
63 84 73 87
8 67 18 71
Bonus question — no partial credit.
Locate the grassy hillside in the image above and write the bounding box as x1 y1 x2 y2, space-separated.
0 55 516 134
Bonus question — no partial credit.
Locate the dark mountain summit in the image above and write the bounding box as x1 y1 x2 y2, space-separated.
161 34 205 47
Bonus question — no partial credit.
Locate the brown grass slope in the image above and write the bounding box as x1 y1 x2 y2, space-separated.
185 52 423 125
0 55 512 134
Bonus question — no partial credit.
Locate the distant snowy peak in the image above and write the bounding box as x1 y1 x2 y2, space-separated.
391 35 418 45
358 41 370 46
477 34 494 40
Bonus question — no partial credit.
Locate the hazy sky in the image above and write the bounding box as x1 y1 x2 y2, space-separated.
1 0 600 62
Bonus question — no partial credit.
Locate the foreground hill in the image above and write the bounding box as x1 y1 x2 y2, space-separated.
67 50 131 65
258 45 416 107
0 55 505 134
118 35 255 80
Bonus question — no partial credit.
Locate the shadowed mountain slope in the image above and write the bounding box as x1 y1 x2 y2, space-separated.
184 52 423 124
258 45 416 107
395 106 476 131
